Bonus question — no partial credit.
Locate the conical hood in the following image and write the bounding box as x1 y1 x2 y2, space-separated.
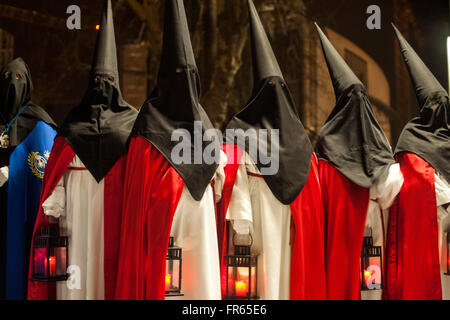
248 0 283 88
315 24 395 188
226 0 313 205
131 0 219 201
91 0 119 80
315 23 363 100
392 24 448 108
60 0 137 182
158 0 197 86
393 24 450 181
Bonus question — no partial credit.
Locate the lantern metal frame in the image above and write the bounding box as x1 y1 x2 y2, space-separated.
225 234 258 300
445 232 449 276
361 235 383 291
31 225 69 282
165 236 183 297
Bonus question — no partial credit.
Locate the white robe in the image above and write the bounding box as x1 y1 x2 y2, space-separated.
43 155 105 300
435 173 450 300
361 164 404 300
166 152 226 300
227 153 291 300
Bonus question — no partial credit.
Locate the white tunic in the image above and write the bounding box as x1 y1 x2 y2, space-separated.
435 173 450 300
227 153 291 300
166 152 226 300
42 155 105 300
361 164 404 300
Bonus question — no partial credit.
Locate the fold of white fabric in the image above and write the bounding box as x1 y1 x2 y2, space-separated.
213 150 228 203
362 163 404 300
43 155 105 300
42 183 66 218
226 158 253 236
0 166 8 187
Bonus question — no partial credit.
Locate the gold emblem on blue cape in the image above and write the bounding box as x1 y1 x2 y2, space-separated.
28 151 50 180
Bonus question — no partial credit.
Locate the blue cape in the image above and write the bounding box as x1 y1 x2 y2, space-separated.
5 121 56 300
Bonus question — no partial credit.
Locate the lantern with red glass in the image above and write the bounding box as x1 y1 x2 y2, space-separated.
31 225 68 281
445 232 449 276
225 234 258 300
361 232 382 291
165 237 183 297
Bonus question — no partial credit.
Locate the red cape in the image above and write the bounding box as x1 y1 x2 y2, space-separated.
217 146 326 300
115 137 184 300
384 152 441 300
289 154 326 300
27 136 127 300
319 160 370 300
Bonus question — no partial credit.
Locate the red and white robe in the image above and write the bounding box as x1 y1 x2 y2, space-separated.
115 137 224 300
385 152 450 300
218 145 327 300
319 160 403 300
27 136 126 300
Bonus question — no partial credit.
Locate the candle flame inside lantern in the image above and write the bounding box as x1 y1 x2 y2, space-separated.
364 270 372 283
49 256 56 278
165 274 171 291
235 280 248 297
95 25 100 31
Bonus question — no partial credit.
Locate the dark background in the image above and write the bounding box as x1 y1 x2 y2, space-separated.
0 0 448 143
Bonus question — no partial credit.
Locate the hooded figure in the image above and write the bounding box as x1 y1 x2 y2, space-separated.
27 0 137 300
384 25 450 300
216 0 326 300
115 0 223 300
315 24 403 300
0 58 56 300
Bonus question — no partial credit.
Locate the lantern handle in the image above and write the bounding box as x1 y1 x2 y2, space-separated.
365 227 373 238
232 232 253 247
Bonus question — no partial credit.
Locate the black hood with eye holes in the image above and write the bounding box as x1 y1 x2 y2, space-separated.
131 0 219 202
60 0 137 182
226 0 313 205
315 24 394 188
0 57 55 150
393 25 450 181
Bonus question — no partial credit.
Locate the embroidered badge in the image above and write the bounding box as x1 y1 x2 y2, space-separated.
28 151 50 180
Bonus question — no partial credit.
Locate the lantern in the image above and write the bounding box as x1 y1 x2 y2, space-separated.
165 237 183 297
225 234 258 300
361 234 382 290
445 232 449 276
31 225 68 281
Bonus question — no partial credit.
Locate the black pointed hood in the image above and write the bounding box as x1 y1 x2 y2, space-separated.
393 24 447 108
131 0 219 201
91 0 119 82
60 0 138 182
226 0 313 205
393 24 450 181
316 23 363 100
315 24 394 188
0 57 55 150
248 0 283 88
